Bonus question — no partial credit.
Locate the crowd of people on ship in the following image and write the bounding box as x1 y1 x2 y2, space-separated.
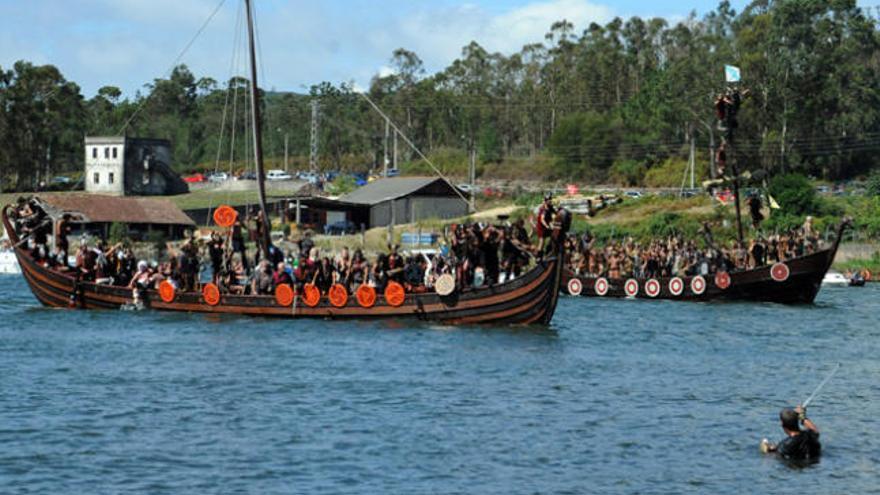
7 192 835 301
565 218 822 279
9 196 577 301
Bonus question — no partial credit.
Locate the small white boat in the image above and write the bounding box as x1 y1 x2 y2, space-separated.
821 271 848 286
0 249 21 275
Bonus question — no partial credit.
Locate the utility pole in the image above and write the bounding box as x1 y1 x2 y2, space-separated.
383 118 389 177
689 131 696 190
284 132 289 172
392 127 398 173
469 142 476 213
309 99 319 174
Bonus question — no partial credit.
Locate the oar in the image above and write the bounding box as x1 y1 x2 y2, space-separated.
802 362 841 408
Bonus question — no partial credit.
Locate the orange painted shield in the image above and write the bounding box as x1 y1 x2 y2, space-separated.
202 282 221 306
356 285 376 308
303 284 321 307
158 280 176 303
275 283 295 306
328 283 349 308
384 281 406 307
213 205 238 228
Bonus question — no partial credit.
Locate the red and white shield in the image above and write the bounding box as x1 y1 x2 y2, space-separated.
771 262 790 282
715 271 731 290
624 278 639 297
567 278 583 296
645 279 661 298
594 277 609 296
668 277 684 296
691 275 706 295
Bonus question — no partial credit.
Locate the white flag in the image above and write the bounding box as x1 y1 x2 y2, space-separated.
725 65 741 83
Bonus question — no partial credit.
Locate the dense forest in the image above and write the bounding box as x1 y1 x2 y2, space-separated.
1 0 879 191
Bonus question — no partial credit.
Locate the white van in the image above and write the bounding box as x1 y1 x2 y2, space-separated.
266 170 293 181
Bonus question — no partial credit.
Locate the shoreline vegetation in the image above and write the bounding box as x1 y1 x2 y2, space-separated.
2 2 880 193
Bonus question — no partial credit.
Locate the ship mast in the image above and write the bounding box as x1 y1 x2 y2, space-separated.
245 0 271 260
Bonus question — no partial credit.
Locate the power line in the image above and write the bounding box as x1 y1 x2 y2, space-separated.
117 0 227 134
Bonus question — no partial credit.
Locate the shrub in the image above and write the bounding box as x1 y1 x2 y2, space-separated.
867 170 880 197
610 159 647 186
768 173 821 217
108 222 128 243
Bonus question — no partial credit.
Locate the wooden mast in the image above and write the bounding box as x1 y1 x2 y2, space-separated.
245 0 271 260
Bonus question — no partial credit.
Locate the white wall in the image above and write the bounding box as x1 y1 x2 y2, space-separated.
85 144 125 194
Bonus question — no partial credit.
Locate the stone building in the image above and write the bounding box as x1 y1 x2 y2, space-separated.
84 136 188 196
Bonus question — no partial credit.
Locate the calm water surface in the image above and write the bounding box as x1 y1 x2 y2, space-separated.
0 275 878 494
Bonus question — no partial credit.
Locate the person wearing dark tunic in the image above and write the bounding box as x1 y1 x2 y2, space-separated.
481 225 501 285
55 214 72 264
313 257 334 293
747 193 764 230
762 405 821 461
208 233 224 283
231 217 249 273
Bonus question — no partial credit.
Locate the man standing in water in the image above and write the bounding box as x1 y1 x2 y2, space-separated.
761 405 821 460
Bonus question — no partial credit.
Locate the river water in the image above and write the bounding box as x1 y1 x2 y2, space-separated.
0 275 878 494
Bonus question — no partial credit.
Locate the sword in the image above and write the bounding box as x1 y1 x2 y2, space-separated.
803 362 841 408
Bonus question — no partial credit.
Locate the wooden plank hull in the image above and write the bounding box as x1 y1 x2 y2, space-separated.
562 248 836 304
3 206 564 325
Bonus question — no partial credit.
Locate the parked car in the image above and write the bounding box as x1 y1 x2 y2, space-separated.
51 176 72 184
624 190 643 199
324 220 358 235
237 171 257 180
266 170 293 181
183 173 207 183
458 183 478 193
350 173 368 186
209 172 229 182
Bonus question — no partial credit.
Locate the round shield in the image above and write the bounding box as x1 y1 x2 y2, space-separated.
567 278 583 296
202 282 221 306
275 283 294 306
691 275 706 295
356 284 377 308
436 274 456 296
158 280 176 303
594 277 609 296
771 262 790 282
328 283 348 308
668 277 684 296
384 281 406 307
645 279 661 298
624 278 639 297
715 271 731 290
212 205 238 228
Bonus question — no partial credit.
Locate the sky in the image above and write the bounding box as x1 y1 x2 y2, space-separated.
0 0 871 98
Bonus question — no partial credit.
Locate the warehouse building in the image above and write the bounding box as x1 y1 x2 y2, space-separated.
339 177 469 228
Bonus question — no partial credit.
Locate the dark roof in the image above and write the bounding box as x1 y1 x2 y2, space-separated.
340 177 463 205
39 194 196 226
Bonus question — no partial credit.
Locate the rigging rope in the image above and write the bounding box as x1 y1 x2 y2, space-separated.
117 0 227 135
358 91 472 207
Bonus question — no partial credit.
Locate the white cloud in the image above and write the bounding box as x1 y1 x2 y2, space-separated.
1 0 617 96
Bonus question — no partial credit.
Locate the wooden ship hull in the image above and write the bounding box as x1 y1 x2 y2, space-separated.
3 206 565 325
562 226 846 304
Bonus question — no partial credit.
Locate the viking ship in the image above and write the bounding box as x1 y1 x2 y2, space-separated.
2 204 565 324
562 220 849 304
1 0 567 325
